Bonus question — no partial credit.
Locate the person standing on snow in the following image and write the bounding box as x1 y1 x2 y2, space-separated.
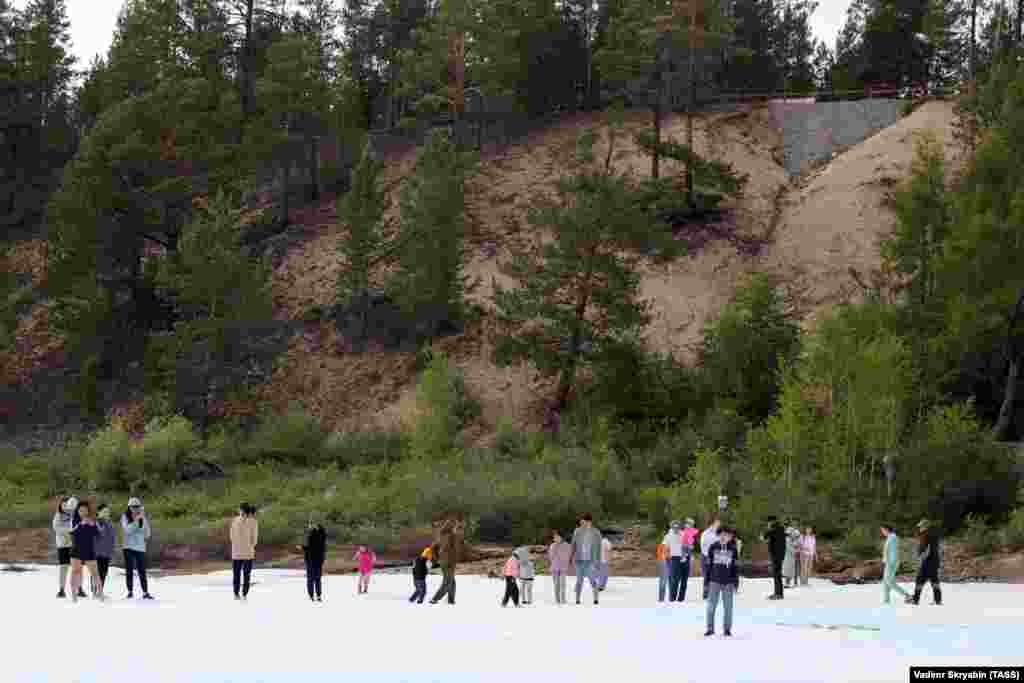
880 524 910 604
704 526 739 637
501 550 521 607
656 539 671 602
800 527 816 586
515 546 535 604
700 518 721 600
783 523 800 588
53 496 84 599
596 535 612 592
94 504 116 593
569 513 602 605
410 546 433 604
69 500 103 602
303 520 327 602
548 531 572 605
761 517 786 600
230 503 258 601
122 497 154 600
354 545 377 594
908 519 942 606
429 517 462 605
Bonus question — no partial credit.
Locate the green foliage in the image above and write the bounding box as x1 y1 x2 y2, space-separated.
410 350 476 460
242 407 330 467
322 429 407 469
840 525 881 560
638 485 673 531
81 415 201 492
388 129 478 331
337 141 388 319
962 513 1000 556
1003 501 1024 550
700 272 801 423
492 121 679 410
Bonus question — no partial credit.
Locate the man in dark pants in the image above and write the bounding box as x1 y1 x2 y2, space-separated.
908 519 942 605
430 518 462 605
302 520 327 601
761 517 786 600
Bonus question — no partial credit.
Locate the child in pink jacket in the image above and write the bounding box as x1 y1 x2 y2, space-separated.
354 546 376 594
501 552 520 607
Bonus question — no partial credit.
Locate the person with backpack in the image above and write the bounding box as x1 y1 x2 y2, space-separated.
704 527 740 637
122 497 154 600
230 503 258 601
94 503 116 593
547 531 572 605
303 520 327 602
908 519 942 606
410 546 433 604
880 524 910 604
761 517 786 600
662 520 690 602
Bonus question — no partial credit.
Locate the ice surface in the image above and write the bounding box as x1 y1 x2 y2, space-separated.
7 566 1021 682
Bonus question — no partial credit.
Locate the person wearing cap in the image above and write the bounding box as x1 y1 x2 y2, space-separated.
410 546 433 604
122 497 154 599
908 519 942 606
700 518 721 600
302 519 327 602
662 520 688 601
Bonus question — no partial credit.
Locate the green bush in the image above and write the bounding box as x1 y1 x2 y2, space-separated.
840 525 882 560
638 485 672 531
134 415 201 486
243 408 329 466
1003 506 1024 550
962 513 999 555
323 429 406 468
82 424 136 491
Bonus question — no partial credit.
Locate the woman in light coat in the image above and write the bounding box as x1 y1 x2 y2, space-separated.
782 524 801 587
547 532 573 605
52 496 82 598
230 503 259 600
122 497 154 599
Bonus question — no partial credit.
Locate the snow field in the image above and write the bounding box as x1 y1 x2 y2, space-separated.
6 566 1022 682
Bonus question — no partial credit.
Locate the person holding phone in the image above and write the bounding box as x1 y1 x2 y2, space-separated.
122 497 154 600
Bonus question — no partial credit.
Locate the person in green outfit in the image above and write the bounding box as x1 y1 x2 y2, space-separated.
880 524 910 604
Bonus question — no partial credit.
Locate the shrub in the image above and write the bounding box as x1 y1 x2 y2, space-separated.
1003 506 1024 550
134 415 201 487
962 513 999 556
243 408 329 466
840 525 881 560
323 429 406 468
637 485 672 531
410 350 461 460
82 424 136 491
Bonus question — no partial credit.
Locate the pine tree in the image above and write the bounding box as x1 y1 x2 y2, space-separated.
337 141 388 347
388 128 477 338
491 114 678 411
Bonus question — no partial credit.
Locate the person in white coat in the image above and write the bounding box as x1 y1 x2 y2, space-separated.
52 496 85 598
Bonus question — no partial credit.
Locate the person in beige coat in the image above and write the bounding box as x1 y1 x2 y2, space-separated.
230 503 259 600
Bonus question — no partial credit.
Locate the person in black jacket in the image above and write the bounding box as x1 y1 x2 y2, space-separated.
705 527 740 637
908 519 941 605
69 500 104 603
410 546 433 604
761 517 786 600
303 520 327 602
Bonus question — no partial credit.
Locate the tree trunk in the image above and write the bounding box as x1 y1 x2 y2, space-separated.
241 0 255 123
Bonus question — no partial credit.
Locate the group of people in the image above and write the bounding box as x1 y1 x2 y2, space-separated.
51 495 153 602
51 495 945 622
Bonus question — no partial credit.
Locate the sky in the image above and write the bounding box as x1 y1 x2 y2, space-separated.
13 0 853 77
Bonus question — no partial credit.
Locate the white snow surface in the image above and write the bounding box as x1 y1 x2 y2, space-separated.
6 566 1022 682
